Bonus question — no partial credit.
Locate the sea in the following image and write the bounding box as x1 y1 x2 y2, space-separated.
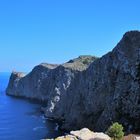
0 72 63 140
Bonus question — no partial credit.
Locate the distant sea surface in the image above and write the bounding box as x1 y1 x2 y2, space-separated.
0 72 63 140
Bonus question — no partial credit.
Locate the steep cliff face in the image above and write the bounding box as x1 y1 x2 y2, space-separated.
50 31 140 133
6 64 58 100
6 31 140 133
6 55 96 102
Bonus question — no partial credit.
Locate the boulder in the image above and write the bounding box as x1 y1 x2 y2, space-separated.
70 128 111 140
45 128 111 140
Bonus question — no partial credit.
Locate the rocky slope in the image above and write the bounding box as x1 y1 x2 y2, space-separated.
45 128 111 140
6 64 58 100
6 31 140 133
52 31 140 133
6 55 96 101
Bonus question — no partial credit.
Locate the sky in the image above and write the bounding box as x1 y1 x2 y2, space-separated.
0 0 140 72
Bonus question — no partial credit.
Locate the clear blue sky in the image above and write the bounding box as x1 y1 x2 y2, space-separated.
0 0 140 72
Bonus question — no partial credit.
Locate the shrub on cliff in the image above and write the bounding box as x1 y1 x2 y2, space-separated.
106 122 124 140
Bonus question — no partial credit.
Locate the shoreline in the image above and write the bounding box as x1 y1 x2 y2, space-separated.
7 93 67 133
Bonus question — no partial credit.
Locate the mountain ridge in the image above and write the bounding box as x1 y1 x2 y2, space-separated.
6 31 140 133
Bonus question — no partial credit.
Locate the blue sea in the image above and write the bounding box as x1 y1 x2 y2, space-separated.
0 72 63 140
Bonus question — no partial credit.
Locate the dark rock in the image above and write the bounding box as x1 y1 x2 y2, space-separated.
6 64 58 100
56 31 140 132
6 31 140 133
6 56 96 101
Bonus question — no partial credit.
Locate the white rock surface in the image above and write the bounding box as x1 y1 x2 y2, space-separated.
45 128 111 140
70 128 111 140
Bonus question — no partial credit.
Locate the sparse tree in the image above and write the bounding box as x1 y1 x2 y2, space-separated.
106 122 124 140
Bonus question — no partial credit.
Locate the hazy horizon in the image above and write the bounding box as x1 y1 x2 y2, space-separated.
0 0 140 72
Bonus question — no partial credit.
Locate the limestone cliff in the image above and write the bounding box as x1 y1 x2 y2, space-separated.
6 64 58 100
6 55 96 102
6 31 140 133
51 31 140 133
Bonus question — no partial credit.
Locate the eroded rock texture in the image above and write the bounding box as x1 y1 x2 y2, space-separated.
6 31 140 133
45 128 111 140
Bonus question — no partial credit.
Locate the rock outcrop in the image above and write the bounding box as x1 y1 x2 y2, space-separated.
6 55 96 101
6 31 140 133
6 64 58 100
123 134 140 140
45 128 111 140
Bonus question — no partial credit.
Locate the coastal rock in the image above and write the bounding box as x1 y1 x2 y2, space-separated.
51 135 77 140
6 31 140 133
70 128 111 140
49 31 140 133
6 64 58 100
6 55 96 102
45 128 111 140
123 134 140 140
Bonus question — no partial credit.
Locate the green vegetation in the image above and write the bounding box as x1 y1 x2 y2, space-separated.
79 55 98 65
106 122 124 140
82 59 91 65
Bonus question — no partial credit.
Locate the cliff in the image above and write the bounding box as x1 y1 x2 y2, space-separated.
6 64 58 100
6 31 140 133
50 31 140 133
6 55 96 101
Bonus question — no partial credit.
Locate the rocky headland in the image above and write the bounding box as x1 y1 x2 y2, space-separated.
6 31 140 134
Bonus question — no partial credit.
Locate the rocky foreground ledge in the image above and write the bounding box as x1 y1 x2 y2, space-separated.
44 128 111 140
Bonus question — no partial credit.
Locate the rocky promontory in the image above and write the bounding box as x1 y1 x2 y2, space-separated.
6 55 96 102
6 31 140 133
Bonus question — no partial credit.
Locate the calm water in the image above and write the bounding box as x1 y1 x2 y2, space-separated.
0 73 63 140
